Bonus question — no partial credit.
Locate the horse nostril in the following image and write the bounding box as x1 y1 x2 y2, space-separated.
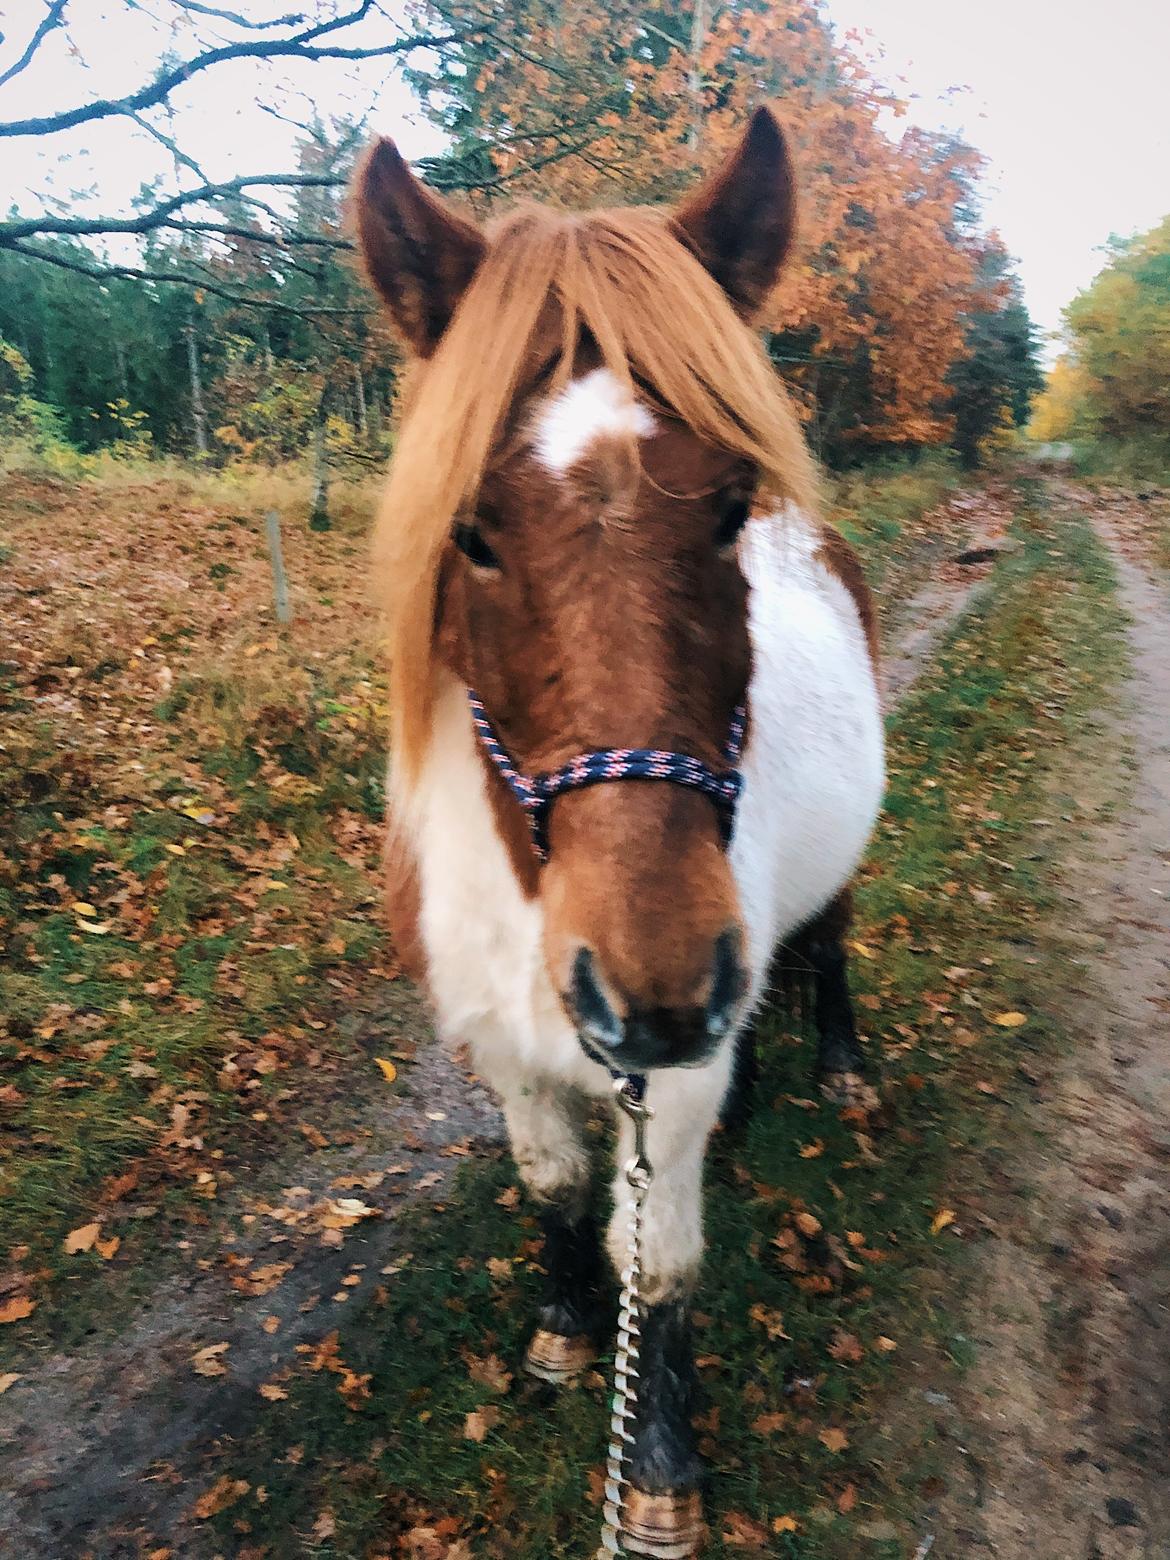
569 947 624 1050
707 928 747 1039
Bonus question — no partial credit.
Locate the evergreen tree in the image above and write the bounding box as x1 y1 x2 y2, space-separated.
947 245 1044 468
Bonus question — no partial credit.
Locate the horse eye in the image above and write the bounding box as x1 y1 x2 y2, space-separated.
453 522 500 570
714 496 750 551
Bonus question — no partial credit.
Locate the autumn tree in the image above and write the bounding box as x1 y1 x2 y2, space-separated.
1066 218 1170 441
1031 214 1170 470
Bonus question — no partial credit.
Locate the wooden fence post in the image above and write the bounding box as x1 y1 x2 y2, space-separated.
265 509 292 624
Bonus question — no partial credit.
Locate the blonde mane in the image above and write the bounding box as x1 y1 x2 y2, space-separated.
377 201 821 776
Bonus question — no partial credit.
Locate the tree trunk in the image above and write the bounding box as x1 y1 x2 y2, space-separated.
688 0 707 151
308 385 331 531
113 336 130 401
185 317 210 458
353 365 368 439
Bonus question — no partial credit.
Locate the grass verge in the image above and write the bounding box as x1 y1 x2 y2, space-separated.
0 467 394 1344
189 478 1126 1557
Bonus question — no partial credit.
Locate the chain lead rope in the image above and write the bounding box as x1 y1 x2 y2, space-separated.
598 1077 654 1559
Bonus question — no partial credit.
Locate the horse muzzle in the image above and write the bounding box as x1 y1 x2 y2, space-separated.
566 930 746 1072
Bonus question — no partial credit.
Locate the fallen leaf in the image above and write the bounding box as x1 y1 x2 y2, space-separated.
799 1139 825 1159
0 1296 36 1324
748 1302 790 1341
828 1330 864 1364
337 1368 371 1409
374 1058 397 1084
723 1510 772 1547
0 1373 21 1394
191 1341 231 1377
992 1010 1027 1027
191 1476 249 1519
311 1510 337 1541
258 1382 289 1401
463 1405 501 1442
930 1208 956 1236
329 1197 376 1219
71 901 97 916
875 1335 898 1353
772 1515 799 1533
63 1221 101 1254
838 1483 858 1513
467 1352 513 1394
794 1211 822 1238
750 1411 788 1435
819 1427 849 1453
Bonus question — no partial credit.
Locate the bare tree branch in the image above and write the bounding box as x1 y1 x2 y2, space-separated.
6 239 372 317
169 0 306 30
0 172 346 243
421 134 613 193
0 5 465 138
160 217 352 248
0 0 70 89
128 111 209 181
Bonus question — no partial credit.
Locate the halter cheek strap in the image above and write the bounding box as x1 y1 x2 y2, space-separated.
467 690 747 863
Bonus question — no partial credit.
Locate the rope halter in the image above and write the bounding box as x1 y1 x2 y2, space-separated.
466 690 747 863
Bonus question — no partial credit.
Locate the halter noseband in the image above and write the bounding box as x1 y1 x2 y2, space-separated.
467 690 747 863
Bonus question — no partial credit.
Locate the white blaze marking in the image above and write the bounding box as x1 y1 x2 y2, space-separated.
532 366 657 475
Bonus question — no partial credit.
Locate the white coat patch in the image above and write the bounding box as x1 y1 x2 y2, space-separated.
730 509 885 1013
533 367 657 475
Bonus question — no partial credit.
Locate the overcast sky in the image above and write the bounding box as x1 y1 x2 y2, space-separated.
3 0 1168 353
825 0 1170 350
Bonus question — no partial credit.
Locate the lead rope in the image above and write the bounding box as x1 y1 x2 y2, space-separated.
598 1076 654 1558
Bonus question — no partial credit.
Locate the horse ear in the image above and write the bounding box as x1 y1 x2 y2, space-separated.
354 138 487 357
671 106 797 321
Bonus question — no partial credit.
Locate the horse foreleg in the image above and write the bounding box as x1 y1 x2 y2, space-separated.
494 1074 604 1383
794 889 876 1106
718 1022 758 1132
606 1065 727 1557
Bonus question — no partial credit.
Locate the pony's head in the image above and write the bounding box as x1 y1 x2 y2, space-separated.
357 108 817 1072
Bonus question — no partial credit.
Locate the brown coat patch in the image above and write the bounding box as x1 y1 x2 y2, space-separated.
815 523 880 668
382 821 427 984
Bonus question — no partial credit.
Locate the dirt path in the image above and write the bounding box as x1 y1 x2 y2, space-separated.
935 481 1170 1558
0 496 1003 1559
880 483 1012 709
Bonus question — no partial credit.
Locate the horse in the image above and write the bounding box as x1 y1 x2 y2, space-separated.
354 106 885 1556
